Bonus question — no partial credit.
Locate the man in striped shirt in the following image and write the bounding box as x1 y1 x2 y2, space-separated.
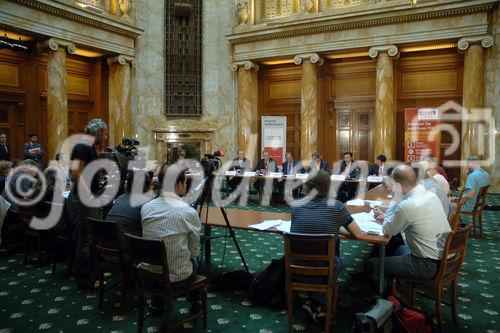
141 167 201 310
291 171 364 320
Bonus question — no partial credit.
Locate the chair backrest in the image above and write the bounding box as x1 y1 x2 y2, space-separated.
87 217 122 265
123 233 173 292
435 225 471 283
448 198 463 231
283 233 336 288
472 185 489 212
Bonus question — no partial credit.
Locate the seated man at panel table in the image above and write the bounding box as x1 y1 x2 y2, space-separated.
141 166 201 312
278 152 303 201
337 151 361 202
253 150 277 195
369 154 388 177
461 156 490 212
369 165 451 291
291 171 364 320
228 149 251 191
308 151 330 175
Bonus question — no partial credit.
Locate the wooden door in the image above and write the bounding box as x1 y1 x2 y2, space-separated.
0 94 25 160
333 102 374 163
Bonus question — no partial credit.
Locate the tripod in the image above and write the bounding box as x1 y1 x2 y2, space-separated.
197 176 250 275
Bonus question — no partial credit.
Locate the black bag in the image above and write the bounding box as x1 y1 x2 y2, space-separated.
210 270 254 291
248 257 286 309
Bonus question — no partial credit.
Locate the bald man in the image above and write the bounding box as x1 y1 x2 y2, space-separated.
370 165 451 291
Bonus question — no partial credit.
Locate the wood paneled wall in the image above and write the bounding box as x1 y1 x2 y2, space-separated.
0 49 108 163
259 65 301 161
395 51 463 180
259 50 463 179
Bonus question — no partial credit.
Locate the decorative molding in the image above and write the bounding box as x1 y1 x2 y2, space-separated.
107 54 137 68
368 45 399 58
293 53 324 66
231 61 259 72
8 0 143 38
457 35 494 51
227 3 496 45
37 37 76 54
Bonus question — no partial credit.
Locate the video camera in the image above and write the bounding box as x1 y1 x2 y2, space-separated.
200 150 223 177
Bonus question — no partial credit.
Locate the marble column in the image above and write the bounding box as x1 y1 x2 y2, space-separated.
294 53 323 161
231 61 259 164
369 45 398 161
38 38 76 160
107 55 135 146
458 35 494 178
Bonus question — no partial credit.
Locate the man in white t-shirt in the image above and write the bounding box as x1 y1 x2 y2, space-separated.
422 158 449 194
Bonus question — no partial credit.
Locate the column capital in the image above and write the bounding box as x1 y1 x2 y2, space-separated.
368 45 399 59
107 55 137 68
293 53 324 66
457 35 494 51
37 38 76 54
231 60 259 72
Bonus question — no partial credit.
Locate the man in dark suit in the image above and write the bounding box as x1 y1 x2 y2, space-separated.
23 133 45 166
228 149 251 191
308 151 330 174
0 133 10 161
279 152 303 200
253 150 277 195
369 154 387 176
337 151 361 202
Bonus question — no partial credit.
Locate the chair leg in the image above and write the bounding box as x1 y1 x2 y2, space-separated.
410 283 417 308
287 290 293 333
99 269 105 309
202 287 208 329
450 280 458 326
479 211 484 238
434 285 443 332
472 214 477 237
165 298 174 333
138 291 144 333
332 282 339 318
325 291 332 333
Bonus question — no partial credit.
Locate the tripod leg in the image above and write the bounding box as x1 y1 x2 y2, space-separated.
220 207 250 274
204 225 212 264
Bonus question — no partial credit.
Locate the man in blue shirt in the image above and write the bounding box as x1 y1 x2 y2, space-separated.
462 156 490 212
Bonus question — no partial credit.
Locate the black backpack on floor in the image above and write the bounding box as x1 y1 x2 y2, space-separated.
248 256 286 309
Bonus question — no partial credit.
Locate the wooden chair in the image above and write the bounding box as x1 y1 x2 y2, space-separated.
447 197 463 231
19 206 52 266
283 233 339 333
396 226 471 331
87 217 128 309
461 185 489 238
124 233 208 333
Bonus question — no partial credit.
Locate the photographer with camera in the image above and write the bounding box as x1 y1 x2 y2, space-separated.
67 118 107 291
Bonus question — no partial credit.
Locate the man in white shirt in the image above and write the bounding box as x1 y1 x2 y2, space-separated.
370 165 451 289
422 158 449 194
141 167 201 311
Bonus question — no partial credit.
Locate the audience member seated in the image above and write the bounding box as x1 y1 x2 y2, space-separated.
141 167 201 313
461 156 490 212
422 157 449 194
424 154 448 181
337 152 361 202
106 170 153 238
308 151 330 175
417 163 451 217
3 159 38 215
228 149 251 191
253 150 277 195
369 165 451 292
31 168 64 219
291 171 364 319
0 160 13 194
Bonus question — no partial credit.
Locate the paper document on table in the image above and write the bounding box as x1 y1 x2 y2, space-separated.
275 220 291 233
346 198 365 206
365 200 383 208
249 220 283 231
63 191 70 199
352 212 384 236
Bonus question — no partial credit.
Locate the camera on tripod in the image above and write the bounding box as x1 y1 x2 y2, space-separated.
200 150 223 177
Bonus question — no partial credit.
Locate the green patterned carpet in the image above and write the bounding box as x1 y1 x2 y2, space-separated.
0 194 499 333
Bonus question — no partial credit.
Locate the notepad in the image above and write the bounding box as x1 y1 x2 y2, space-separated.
364 200 383 208
346 198 365 206
275 220 291 233
351 212 384 236
249 220 282 230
